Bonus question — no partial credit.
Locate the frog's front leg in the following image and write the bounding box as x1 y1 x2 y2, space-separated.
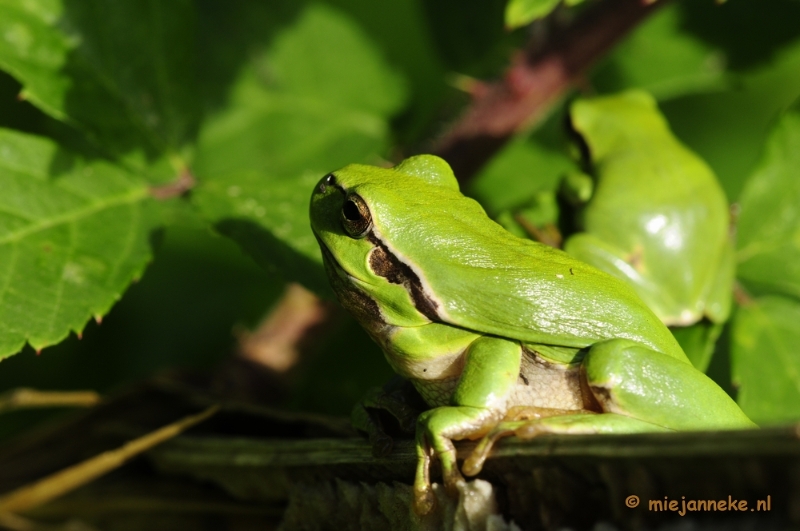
462 339 756 478
413 336 521 515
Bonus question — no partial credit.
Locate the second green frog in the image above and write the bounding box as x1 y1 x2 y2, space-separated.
564 90 734 327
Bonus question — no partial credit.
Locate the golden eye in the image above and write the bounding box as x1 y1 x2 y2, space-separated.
341 194 372 238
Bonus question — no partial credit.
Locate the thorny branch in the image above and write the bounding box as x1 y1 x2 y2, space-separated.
434 0 666 183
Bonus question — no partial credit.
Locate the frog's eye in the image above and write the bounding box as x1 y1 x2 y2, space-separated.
341 194 372 238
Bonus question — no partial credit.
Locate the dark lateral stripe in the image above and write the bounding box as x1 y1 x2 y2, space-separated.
367 234 440 322
317 236 385 327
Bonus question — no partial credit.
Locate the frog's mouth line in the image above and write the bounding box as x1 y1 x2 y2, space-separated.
313 233 360 285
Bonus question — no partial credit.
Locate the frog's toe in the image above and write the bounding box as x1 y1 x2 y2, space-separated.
413 484 436 515
432 447 464 498
414 436 435 514
512 413 598 439
443 459 466 498
514 422 548 439
462 421 524 476
462 450 487 477
445 476 466 499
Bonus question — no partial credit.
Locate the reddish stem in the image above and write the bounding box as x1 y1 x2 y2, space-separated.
149 168 196 199
434 0 665 182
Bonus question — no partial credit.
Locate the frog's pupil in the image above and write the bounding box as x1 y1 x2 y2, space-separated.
343 200 362 221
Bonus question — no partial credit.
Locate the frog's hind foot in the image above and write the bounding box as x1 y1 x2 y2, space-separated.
462 406 594 477
414 483 436 515
441 448 467 498
462 421 523 477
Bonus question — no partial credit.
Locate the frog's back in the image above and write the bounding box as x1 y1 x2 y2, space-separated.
366 180 686 362
427 219 685 361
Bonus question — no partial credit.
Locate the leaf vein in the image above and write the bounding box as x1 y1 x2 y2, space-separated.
0 188 148 246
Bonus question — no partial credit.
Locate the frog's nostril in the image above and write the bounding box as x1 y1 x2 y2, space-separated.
318 173 336 193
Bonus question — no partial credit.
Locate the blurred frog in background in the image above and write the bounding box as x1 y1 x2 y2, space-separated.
563 90 735 331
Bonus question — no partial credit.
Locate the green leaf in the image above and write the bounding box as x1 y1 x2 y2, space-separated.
680 0 800 71
0 128 160 359
192 4 406 293
736 102 800 300
322 0 447 140
505 0 584 30
592 4 728 100
467 137 574 216
0 0 199 177
659 38 800 201
731 296 800 425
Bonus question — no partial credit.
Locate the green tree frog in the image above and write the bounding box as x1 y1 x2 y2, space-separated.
563 90 735 327
309 154 754 515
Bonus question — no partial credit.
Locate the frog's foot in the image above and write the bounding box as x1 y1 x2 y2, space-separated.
462 421 522 477
440 447 467 498
514 412 673 438
370 377 426 434
368 422 395 458
413 337 523 514
414 432 467 514
414 440 435 515
413 404 503 515
462 406 591 476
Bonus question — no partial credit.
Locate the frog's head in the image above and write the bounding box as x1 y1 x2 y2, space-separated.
309 155 459 328
570 90 667 161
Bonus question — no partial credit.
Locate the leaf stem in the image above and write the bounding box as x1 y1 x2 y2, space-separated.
149 168 196 199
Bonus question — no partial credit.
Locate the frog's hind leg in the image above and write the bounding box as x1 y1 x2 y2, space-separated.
581 339 754 431
464 337 757 477
461 406 585 476
459 406 563 477
463 412 667 476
